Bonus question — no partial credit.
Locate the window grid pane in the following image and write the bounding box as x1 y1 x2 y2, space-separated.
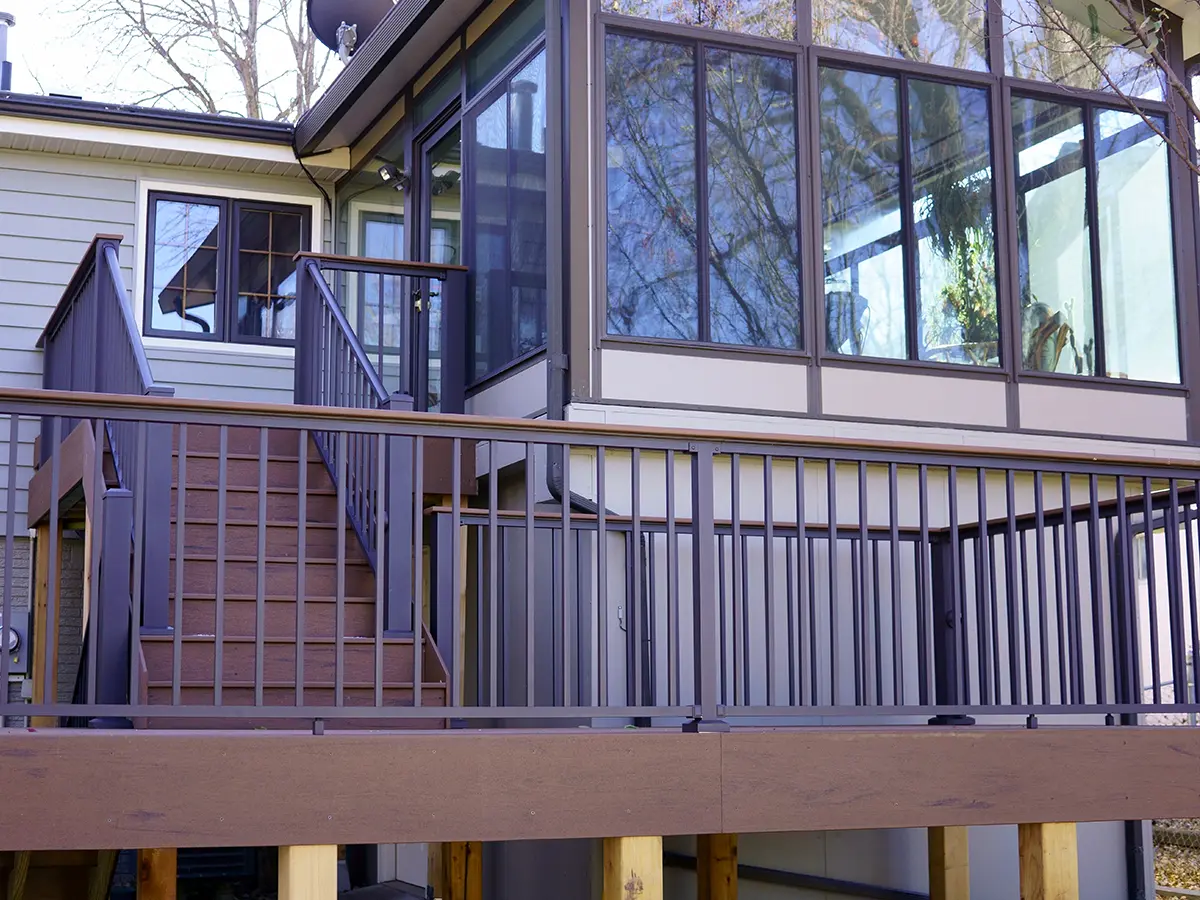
149 198 222 336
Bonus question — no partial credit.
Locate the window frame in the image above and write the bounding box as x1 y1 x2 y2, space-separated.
594 1 1193 394
600 24 809 357
142 191 313 348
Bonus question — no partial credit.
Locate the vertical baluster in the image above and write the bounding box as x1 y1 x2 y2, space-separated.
1188 484 1200 705
889 463 903 706
785 531 796 709
871 539 882 705
1165 479 1187 707
488 441 499 707
89 417 105 706
172 424 186 707
976 468 992 705
666 450 678 706
1 414 18 695
730 453 742 707
450 439 461 708
597 446 609 708
947 466 965 706
375 433 385 709
214 425 227 706
561 443 571 706
1033 472 1049 704
1143 478 1161 705
856 462 868 706
1062 475 1082 704
296 429 308 708
255 429 267 707
631 449 643 708
764 456 776 707
1088 475 1106 705
413 436 424 709
796 458 809 707
1052 523 1067 703
828 460 839 706
525 445 536 707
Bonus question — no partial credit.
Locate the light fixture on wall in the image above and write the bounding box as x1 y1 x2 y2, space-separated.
377 162 410 191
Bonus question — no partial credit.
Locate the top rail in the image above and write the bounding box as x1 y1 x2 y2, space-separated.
294 250 468 279
6 386 1200 475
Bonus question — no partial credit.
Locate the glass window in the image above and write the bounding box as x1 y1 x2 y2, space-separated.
149 198 222 336
468 0 546 97
467 48 548 381
606 34 700 341
813 0 988 70
1012 97 1095 375
820 67 999 366
416 64 460 124
144 193 310 344
1011 99 1179 383
602 0 796 40
705 48 801 348
1003 0 1164 100
1095 108 1178 382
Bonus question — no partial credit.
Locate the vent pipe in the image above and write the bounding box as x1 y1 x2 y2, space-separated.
0 13 13 92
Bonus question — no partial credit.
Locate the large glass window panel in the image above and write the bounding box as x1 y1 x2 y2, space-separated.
813 0 987 70
468 48 549 381
149 198 221 335
602 0 796 40
1012 97 1095 375
705 49 800 348
606 34 700 341
1003 0 1164 100
235 207 304 341
1095 108 1178 382
468 0 545 97
909 80 999 366
820 68 906 359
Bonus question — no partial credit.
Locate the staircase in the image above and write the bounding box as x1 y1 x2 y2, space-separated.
139 424 449 728
0 850 117 900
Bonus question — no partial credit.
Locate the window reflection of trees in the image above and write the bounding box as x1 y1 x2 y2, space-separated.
606 34 801 348
813 0 988 70
602 0 796 40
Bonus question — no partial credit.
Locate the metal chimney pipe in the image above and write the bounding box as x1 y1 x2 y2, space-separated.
512 80 537 152
0 12 14 92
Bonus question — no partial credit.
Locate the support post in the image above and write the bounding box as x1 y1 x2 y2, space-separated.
137 848 177 900
439 270 468 416
279 845 337 900
30 523 59 728
697 834 737 900
685 442 727 732
1018 823 1078 900
604 836 663 900
928 826 970 900
7 850 30 900
382 391 415 636
140 386 176 634
429 842 481 900
929 538 973 726
92 489 134 728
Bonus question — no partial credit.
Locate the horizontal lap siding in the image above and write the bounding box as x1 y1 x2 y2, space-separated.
0 148 331 533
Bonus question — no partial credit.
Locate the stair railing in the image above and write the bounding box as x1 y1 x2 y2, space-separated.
36 235 175 634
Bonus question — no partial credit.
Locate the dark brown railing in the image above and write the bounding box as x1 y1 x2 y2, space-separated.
35 236 175 636
294 253 466 634
5 388 1200 727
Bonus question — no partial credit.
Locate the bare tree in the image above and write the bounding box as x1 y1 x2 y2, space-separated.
54 0 334 120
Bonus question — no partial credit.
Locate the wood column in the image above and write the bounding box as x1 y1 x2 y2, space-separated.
430 841 482 900
137 848 177 900
279 845 337 900
928 826 970 900
604 836 663 900
29 524 59 728
1018 823 1079 900
697 834 737 900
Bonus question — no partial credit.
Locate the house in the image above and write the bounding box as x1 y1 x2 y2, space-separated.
1 0 1200 896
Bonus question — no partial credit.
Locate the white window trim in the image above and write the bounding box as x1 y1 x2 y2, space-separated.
134 177 324 358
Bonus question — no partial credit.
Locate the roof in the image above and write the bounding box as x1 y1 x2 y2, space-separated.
295 0 479 155
0 91 295 144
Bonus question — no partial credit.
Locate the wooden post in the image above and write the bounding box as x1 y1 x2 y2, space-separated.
430 841 482 900
279 845 337 900
30 523 59 728
137 848 177 900
7 850 30 900
697 834 737 900
89 850 119 900
604 836 663 900
928 826 970 900
1018 823 1079 900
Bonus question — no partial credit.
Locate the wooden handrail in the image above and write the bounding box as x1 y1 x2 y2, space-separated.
35 234 125 349
2 385 1199 470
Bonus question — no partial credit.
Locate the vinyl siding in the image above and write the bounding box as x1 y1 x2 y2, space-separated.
0 146 334 533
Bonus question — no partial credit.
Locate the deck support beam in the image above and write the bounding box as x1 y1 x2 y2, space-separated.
136 848 177 900
278 845 337 900
604 836 663 900
429 841 482 900
928 826 970 900
697 834 737 899
1018 823 1078 900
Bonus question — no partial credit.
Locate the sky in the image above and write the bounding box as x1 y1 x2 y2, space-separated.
1 1 339 119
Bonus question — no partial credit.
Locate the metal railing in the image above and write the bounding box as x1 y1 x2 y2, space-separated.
34 235 175 634
294 253 466 634
5 388 1200 727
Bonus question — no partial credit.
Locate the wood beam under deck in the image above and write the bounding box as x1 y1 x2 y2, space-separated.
0 727 1198 851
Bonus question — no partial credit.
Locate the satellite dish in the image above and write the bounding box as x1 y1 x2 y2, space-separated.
307 0 395 56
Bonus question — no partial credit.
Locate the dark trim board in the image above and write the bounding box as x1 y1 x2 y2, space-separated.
2 726 1200 850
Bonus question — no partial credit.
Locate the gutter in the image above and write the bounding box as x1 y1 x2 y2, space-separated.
0 91 294 144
